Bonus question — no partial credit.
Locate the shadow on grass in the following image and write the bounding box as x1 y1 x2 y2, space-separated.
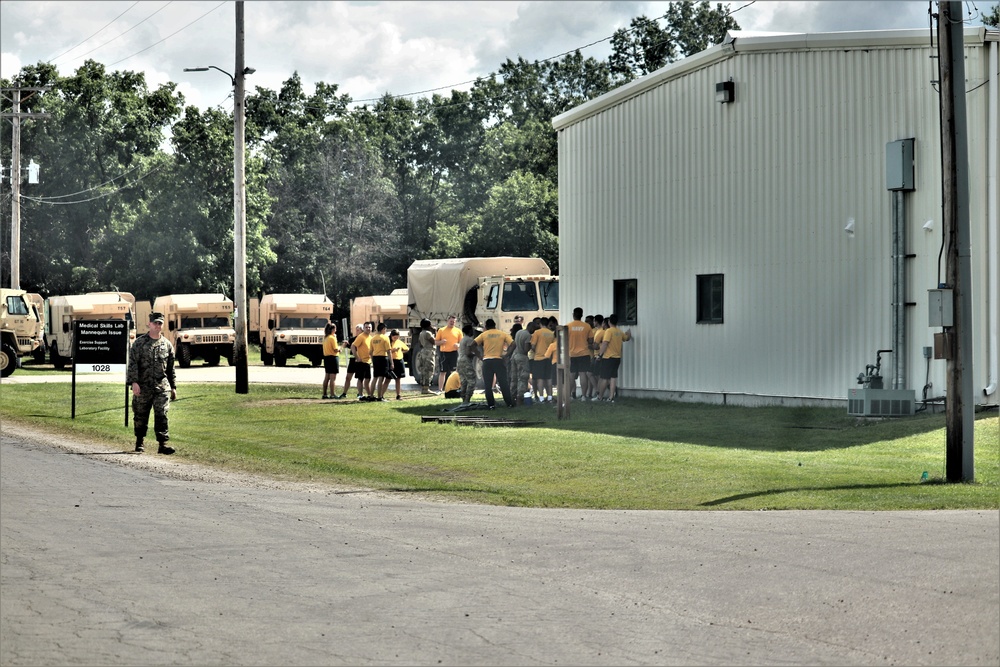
390 397 984 453
700 481 917 506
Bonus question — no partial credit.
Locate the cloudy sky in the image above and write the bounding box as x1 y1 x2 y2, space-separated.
1 1 994 112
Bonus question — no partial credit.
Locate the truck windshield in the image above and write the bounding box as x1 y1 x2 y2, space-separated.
5 295 29 316
279 316 328 328
181 316 230 328
539 280 559 311
501 282 539 312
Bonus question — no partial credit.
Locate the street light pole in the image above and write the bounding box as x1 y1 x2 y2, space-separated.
183 1 251 394
233 0 249 394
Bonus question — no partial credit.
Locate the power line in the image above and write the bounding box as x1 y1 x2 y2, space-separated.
46 1 141 65
107 2 226 68
52 2 174 67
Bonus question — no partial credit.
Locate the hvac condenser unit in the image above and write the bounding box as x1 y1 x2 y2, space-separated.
847 388 916 417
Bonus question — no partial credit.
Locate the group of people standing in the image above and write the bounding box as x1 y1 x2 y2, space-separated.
321 307 632 407
322 321 409 402
428 307 633 409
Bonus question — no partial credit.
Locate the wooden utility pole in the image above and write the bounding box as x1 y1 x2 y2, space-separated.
937 1 975 481
2 84 49 289
233 0 250 394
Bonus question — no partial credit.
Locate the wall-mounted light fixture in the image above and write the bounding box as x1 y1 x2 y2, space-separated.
716 78 735 104
844 218 856 237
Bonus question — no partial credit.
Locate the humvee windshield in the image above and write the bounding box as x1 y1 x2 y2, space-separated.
279 316 328 328
181 316 230 328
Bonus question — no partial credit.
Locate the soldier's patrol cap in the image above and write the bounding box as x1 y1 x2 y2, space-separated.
150 312 165 324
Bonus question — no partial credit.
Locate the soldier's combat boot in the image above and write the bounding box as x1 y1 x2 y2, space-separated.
134 438 144 453
157 442 175 455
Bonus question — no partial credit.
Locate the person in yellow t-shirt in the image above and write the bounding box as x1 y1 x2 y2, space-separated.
589 314 606 400
389 330 409 400
474 318 514 409
434 314 462 393
567 307 593 400
530 316 556 403
321 322 339 399
596 313 632 403
350 322 373 401
443 371 462 398
368 322 393 401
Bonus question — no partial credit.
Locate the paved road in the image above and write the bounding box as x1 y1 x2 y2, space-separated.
1 426 997 666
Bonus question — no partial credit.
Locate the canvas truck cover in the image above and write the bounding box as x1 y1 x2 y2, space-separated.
407 257 550 322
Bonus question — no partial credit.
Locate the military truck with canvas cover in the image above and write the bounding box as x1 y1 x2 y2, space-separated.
405 257 559 382
44 292 137 369
152 293 235 368
1 288 42 377
258 293 333 367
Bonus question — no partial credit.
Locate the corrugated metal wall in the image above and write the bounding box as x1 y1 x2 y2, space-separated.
557 35 995 405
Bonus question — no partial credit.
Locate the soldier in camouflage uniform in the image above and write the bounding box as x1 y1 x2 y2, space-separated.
509 321 534 406
456 324 480 404
126 312 177 454
416 318 437 394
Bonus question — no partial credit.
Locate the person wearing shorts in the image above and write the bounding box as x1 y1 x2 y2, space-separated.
567 306 593 400
339 324 364 398
434 314 462 392
351 322 373 401
596 313 632 403
321 322 339 399
389 329 409 400
369 322 393 401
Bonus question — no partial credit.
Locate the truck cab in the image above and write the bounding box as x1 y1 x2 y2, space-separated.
1 288 42 377
258 293 333 367
153 293 235 368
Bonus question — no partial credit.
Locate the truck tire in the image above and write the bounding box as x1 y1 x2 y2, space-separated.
274 344 287 367
261 348 273 366
178 343 192 368
32 345 46 364
310 354 322 367
0 341 17 377
50 343 67 370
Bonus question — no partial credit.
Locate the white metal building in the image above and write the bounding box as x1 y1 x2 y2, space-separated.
553 28 998 408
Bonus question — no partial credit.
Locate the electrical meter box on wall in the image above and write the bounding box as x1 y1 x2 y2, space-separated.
886 138 915 191
928 288 954 327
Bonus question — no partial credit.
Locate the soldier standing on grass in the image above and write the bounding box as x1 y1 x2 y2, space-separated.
126 312 176 455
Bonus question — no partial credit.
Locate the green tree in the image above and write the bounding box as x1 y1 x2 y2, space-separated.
609 3 740 82
983 4 999 27
461 171 558 271
3 60 183 296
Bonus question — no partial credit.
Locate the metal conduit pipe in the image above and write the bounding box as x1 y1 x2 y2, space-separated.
984 39 998 398
891 190 907 391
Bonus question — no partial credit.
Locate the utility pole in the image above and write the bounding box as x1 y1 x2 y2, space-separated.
1 84 49 289
937 1 975 481
182 3 253 394
233 0 249 394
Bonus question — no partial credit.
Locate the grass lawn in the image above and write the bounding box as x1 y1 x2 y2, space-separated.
2 377 996 510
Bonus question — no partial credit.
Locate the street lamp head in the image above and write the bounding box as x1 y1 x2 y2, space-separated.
184 67 210 72
243 67 256 76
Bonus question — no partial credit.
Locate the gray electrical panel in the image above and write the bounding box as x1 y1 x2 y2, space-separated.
886 138 915 191
928 288 954 327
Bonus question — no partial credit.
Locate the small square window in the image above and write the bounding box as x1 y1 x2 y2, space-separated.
696 274 724 324
613 279 638 325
